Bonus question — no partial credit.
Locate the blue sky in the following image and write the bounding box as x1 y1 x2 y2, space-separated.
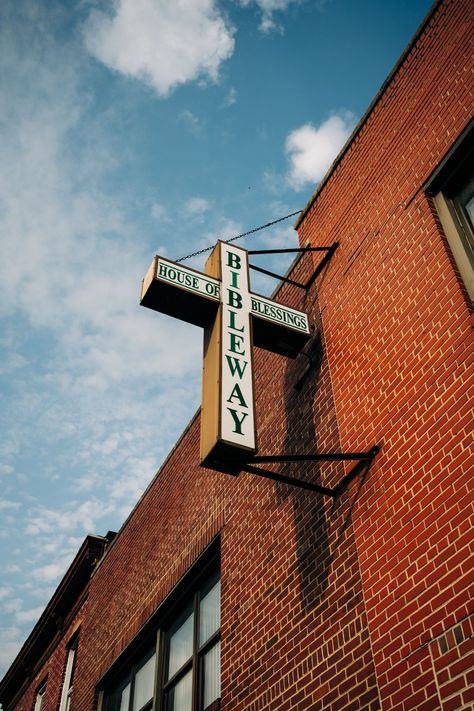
0 0 433 677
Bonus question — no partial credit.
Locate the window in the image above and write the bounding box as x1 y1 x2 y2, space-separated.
59 633 79 711
106 648 156 711
33 680 47 711
104 558 220 711
162 573 220 711
426 119 474 301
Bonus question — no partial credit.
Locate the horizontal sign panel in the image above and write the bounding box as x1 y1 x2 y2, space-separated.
140 256 219 328
250 295 309 334
142 255 311 356
156 258 220 301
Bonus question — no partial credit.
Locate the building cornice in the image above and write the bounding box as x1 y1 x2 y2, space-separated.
0 534 112 710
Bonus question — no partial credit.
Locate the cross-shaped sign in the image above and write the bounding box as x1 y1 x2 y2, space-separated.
140 241 310 472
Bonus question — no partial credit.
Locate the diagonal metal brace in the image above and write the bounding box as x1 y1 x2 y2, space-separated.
248 243 338 291
248 246 337 256
248 263 307 289
240 462 336 497
239 445 380 498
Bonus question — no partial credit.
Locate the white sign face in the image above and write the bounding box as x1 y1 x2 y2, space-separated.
220 244 255 451
157 258 220 301
250 294 309 333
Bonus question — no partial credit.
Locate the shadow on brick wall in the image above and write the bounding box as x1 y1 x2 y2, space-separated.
275 330 334 613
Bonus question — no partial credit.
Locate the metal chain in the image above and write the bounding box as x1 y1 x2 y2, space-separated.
176 210 302 263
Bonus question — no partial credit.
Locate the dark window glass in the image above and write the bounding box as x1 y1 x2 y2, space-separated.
164 669 192 711
444 169 474 272
34 681 47 711
162 571 221 711
105 569 220 711
106 648 155 711
167 604 194 680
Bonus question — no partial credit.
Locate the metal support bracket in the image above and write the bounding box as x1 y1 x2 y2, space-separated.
235 445 380 498
248 243 338 291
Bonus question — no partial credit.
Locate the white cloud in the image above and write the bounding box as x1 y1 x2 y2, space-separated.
108 455 158 503
201 217 242 247
263 169 286 195
25 500 113 538
222 87 237 107
0 351 27 376
260 223 297 249
0 500 20 512
185 197 211 215
84 0 235 96
29 534 101 584
249 222 299 294
0 627 23 675
0 587 12 602
4 599 22 614
241 0 329 33
3 564 20 573
285 113 356 190
179 109 203 134
239 0 301 33
150 202 169 222
32 562 68 583
182 216 242 271
27 585 56 600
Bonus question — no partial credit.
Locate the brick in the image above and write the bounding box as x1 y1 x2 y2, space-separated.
442 695 463 711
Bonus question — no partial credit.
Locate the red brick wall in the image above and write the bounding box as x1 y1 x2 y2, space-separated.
297 0 474 708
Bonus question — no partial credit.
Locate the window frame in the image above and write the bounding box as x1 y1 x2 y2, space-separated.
101 541 220 711
157 571 221 711
107 644 157 711
33 679 47 711
425 119 474 302
58 632 79 711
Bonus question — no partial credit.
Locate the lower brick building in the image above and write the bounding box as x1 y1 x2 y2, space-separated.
1 0 473 709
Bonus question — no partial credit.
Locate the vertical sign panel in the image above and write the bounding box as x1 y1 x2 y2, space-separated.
219 243 256 453
200 245 222 464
